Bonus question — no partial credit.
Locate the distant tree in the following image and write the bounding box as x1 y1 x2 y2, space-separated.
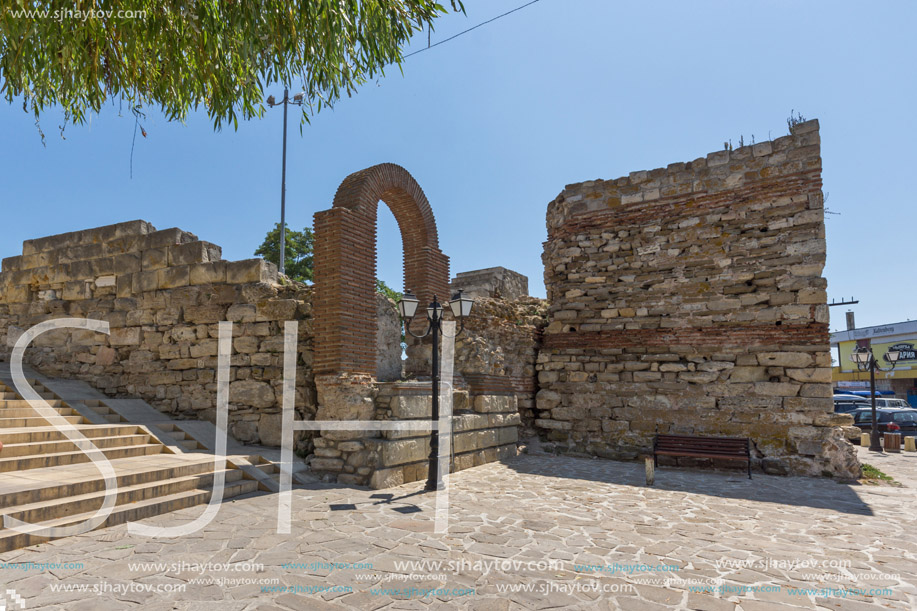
376 279 403 303
254 224 405 298
254 223 313 283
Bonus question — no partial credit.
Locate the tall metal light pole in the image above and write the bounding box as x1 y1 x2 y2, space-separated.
851 345 901 451
397 290 475 491
266 89 304 276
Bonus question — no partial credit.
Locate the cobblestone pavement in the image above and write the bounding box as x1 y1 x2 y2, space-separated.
2 447 916 610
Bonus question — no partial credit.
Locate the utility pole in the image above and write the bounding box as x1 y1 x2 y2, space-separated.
266 89 304 276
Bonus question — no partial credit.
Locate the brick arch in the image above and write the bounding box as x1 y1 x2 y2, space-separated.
313 164 450 376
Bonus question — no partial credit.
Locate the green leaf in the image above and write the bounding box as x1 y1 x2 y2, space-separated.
0 0 461 132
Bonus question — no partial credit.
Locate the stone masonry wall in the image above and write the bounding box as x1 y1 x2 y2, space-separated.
451 267 529 301
454 296 546 436
0 220 316 448
311 382 519 488
536 120 859 478
307 295 546 487
0 221 542 487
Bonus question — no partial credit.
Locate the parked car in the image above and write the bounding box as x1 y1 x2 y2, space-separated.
875 398 911 409
850 408 917 438
833 394 870 413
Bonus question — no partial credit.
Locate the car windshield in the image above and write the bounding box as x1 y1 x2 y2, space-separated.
892 411 917 423
854 411 891 424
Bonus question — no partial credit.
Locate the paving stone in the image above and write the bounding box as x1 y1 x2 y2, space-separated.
2 448 916 609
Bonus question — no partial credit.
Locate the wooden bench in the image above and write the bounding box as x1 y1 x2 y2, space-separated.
652 434 751 479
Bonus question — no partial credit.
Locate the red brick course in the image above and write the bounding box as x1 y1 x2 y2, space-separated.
313 164 450 375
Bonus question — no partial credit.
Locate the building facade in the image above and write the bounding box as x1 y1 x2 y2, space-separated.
831 319 917 406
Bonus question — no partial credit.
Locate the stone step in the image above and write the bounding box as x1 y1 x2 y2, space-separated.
0 415 83 428
0 433 152 458
0 479 258 552
0 407 76 418
0 392 56 400
0 455 231 509
0 443 163 473
0 424 141 445
2 469 246 525
256 462 280 475
0 399 65 408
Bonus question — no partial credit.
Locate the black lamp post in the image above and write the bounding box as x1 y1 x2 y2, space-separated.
265 88 304 276
850 345 901 452
398 289 474 491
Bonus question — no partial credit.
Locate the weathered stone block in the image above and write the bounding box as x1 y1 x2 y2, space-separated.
752 382 801 396
183 305 226 324
145 227 197 249
189 340 218 358
226 304 257 322
62 281 92 301
2 256 22 272
258 413 283 446
729 367 768 382
381 438 429 466
230 380 276 408
311 457 344 472
225 259 277 285
369 467 404 489
158 265 190 289
116 274 132 298
757 352 814 368
169 241 220 266
785 367 832 383
141 247 169 271
256 299 298 321
390 395 431 419
132 270 160 293
799 383 832 398
233 336 260 354
473 394 516 413
113 252 142 275
109 327 141 346
535 389 561 410
676 371 717 383
535 418 572 430
189 261 227 285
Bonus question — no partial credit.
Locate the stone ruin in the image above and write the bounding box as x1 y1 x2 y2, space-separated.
0 118 859 485
452 267 529 301
0 167 540 488
536 119 857 478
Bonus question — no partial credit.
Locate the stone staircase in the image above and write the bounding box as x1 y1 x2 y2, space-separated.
0 378 265 552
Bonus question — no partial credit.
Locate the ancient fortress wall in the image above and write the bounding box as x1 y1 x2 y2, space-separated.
309 292 544 488
0 220 314 447
0 221 539 486
536 120 859 478
0 131 859 483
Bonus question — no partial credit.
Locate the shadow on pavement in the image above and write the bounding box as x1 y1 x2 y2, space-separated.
500 452 875 516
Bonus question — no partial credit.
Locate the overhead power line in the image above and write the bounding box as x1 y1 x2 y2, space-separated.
404 0 545 59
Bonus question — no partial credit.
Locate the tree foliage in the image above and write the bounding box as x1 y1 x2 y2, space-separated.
0 1 464 130
254 223 314 283
376 279 402 303
254 224 404 301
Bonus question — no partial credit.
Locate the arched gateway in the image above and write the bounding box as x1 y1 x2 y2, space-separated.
313 164 450 376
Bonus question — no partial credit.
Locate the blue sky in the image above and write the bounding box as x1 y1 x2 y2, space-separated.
1 0 914 331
